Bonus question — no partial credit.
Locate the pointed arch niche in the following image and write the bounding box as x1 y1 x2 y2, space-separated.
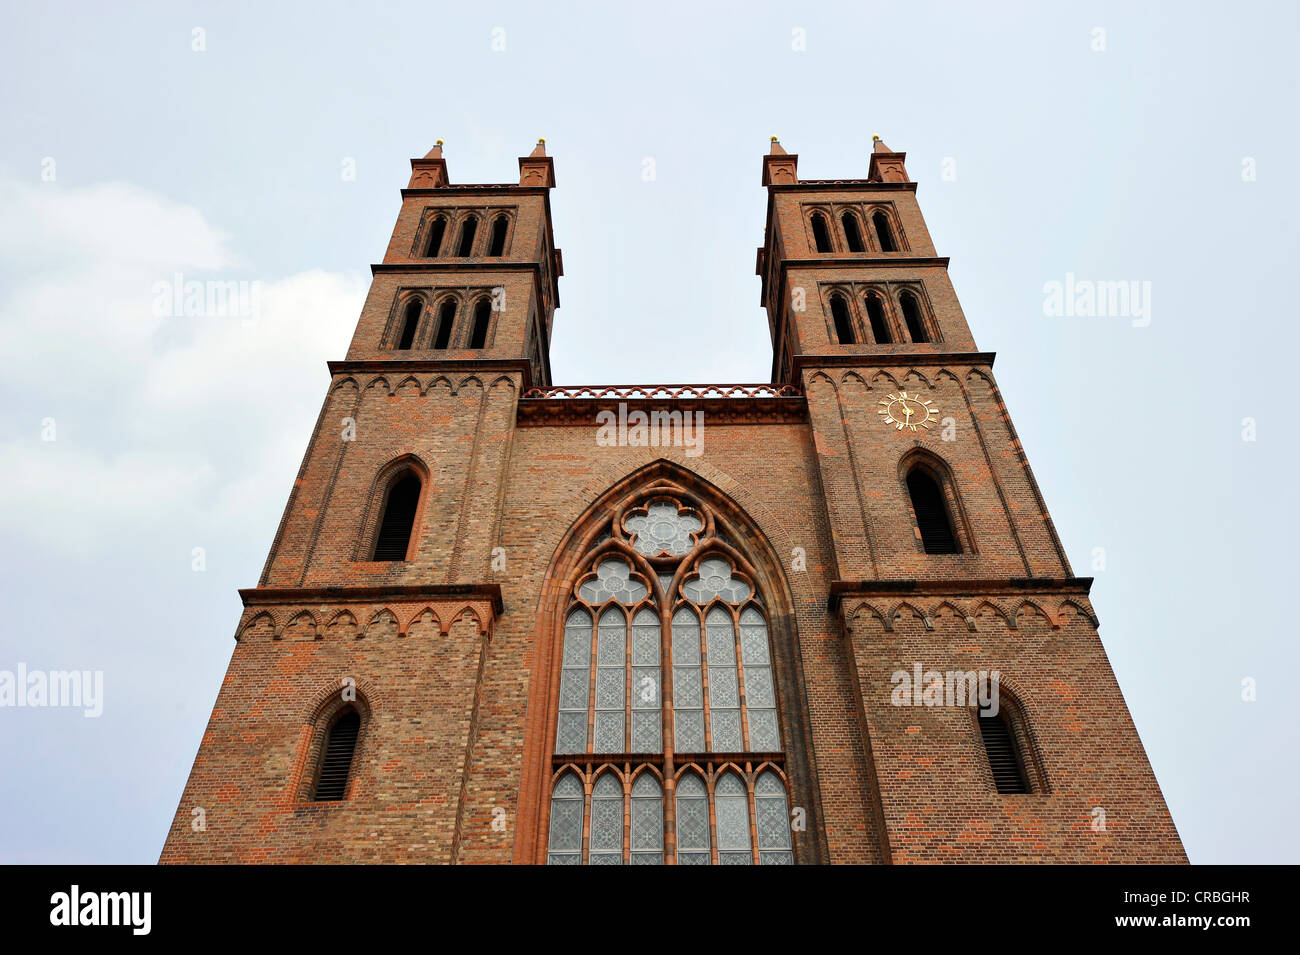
517 462 826 865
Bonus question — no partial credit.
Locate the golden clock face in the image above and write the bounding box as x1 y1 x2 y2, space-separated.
878 391 939 432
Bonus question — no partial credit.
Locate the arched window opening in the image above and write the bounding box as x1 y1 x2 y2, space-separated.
545 493 793 864
488 214 509 256
675 773 711 865
313 709 360 801
740 607 779 749
433 299 456 349
468 298 492 349
901 290 929 342
631 608 661 752
372 471 421 561
715 773 753 865
629 774 664 865
455 216 478 256
873 210 897 252
830 294 855 344
706 607 741 751
811 212 833 253
755 771 794 864
588 773 624 864
396 299 421 350
842 212 864 252
425 216 447 257
864 292 892 344
556 609 592 753
979 709 1030 794
594 609 626 753
672 607 704 752
906 468 959 554
546 772 584 864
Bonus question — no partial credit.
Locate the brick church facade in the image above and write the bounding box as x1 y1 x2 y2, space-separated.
160 138 1185 864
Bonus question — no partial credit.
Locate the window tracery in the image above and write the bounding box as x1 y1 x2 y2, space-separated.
547 489 794 864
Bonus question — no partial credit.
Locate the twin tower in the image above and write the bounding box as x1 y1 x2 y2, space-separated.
161 138 1185 864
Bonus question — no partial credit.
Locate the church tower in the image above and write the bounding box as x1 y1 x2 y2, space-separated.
160 137 1184 864
160 140 561 863
755 136 1184 862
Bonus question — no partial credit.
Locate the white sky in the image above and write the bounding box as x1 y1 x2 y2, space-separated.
1 0 1296 863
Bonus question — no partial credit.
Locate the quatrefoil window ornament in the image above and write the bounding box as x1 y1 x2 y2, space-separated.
578 558 649 605
682 557 752 604
624 500 703 557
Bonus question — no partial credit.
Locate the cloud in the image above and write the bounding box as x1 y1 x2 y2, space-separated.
0 176 367 552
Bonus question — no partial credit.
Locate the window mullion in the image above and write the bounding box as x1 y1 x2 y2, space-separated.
708 772 719 866
582 776 592 864
735 608 751 752
623 769 631 864
586 611 598 755
700 614 712 752
624 616 632 752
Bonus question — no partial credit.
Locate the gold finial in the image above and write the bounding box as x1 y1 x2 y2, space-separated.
872 135 881 142
538 137 546 144
771 135 779 142
436 139 444 146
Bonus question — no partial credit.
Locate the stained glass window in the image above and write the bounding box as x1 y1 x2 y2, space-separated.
578 558 649 605
675 773 711 865
546 772 584 865
630 774 664 864
682 557 751 604
625 500 703 556
594 609 626 753
589 773 624 865
555 609 591 754
740 607 780 751
547 494 794 864
672 608 704 752
630 608 661 752
715 773 753 865
706 607 742 751
755 771 794 864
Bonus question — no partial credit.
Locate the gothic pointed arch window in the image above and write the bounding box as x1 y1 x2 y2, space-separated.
810 211 833 253
872 209 897 252
395 297 421 350
313 707 361 801
468 297 492 349
979 708 1029 794
906 465 959 554
545 489 796 864
432 298 456 349
487 214 510 256
371 469 422 561
841 211 865 252
425 215 447 257
829 293 855 344
974 690 1044 794
455 215 478 256
900 289 930 342
864 291 892 344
